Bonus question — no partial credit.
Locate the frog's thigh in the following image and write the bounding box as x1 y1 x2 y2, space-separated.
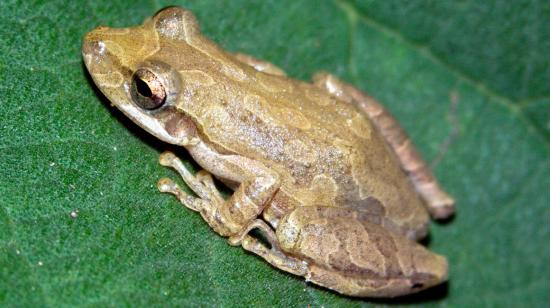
277 206 448 297
233 52 287 76
312 72 455 219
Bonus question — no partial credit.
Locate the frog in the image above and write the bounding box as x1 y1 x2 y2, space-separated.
82 7 455 298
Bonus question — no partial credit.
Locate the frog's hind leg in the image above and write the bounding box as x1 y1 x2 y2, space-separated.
313 73 454 219
227 219 309 277
214 205 447 297
276 206 448 297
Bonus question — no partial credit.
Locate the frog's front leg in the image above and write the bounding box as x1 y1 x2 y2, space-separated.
157 149 279 237
226 206 448 297
313 73 455 219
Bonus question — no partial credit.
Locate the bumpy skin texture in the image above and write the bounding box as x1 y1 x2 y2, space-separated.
82 7 454 298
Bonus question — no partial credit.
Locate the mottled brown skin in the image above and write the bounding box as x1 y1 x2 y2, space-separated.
82 7 454 297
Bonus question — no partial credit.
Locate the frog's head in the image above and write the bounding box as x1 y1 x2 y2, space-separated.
82 7 203 146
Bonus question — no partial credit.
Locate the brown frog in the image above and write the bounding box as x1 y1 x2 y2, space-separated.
82 7 455 297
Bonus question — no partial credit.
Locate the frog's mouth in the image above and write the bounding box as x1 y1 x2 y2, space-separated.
116 101 188 145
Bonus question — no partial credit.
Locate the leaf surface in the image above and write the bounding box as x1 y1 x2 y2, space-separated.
1 0 548 306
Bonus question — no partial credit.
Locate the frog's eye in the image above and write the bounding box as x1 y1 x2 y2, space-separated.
131 69 167 110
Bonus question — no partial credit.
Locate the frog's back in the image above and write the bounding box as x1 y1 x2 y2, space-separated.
188 67 429 235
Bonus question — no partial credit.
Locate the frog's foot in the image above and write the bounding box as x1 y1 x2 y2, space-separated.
157 151 236 235
228 218 308 277
312 72 455 219
157 177 208 212
158 151 224 205
157 150 281 238
195 170 224 201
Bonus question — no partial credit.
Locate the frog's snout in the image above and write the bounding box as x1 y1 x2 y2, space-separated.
82 38 111 76
82 27 110 57
82 39 102 58
82 27 124 77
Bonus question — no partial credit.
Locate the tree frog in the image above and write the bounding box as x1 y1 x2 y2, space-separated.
82 7 455 298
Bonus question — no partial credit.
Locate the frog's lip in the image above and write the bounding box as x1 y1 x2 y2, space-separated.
116 101 183 145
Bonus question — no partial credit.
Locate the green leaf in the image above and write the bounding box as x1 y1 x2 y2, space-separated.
1 0 548 306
